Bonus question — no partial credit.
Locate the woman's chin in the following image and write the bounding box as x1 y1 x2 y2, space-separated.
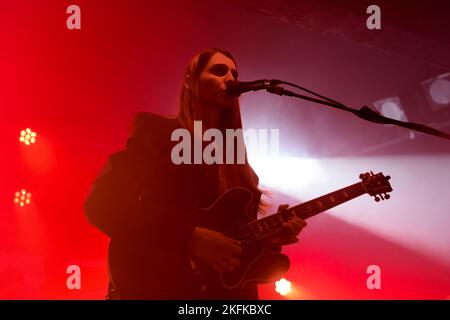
219 95 235 109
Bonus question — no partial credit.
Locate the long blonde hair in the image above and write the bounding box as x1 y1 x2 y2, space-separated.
177 48 268 213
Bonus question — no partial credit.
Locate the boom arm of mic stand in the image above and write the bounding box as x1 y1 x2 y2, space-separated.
265 86 450 140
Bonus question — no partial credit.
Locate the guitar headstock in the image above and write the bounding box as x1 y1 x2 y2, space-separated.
360 171 393 202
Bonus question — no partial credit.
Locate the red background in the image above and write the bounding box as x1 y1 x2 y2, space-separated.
1 0 449 299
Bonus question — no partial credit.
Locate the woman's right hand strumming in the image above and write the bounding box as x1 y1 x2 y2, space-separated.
189 226 242 273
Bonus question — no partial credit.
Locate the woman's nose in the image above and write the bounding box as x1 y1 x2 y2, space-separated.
224 70 236 82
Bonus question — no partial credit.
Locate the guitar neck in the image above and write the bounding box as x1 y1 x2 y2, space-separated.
291 182 366 220
226 182 368 244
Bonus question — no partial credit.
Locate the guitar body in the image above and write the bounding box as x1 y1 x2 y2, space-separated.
192 187 290 299
108 187 289 299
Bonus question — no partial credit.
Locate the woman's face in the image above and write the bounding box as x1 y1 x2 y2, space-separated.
197 52 238 111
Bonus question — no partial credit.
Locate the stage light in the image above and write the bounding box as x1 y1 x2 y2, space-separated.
14 189 32 207
372 96 417 139
275 278 292 296
19 128 37 146
249 156 323 194
421 73 450 110
373 96 408 123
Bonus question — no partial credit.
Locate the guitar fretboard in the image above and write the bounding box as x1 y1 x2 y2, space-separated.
225 182 367 245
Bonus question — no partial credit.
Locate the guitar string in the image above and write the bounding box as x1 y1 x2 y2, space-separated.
224 213 287 242
225 180 387 243
223 185 364 243
225 199 327 241
226 191 355 240
225 203 318 243
224 199 328 242
223 183 366 242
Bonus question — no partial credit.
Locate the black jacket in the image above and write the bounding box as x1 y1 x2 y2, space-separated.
84 112 261 299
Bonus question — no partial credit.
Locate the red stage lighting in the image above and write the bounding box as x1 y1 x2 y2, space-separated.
19 128 37 146
14 189 32 207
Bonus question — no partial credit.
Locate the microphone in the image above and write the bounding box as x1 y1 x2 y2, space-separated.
226 79 282 97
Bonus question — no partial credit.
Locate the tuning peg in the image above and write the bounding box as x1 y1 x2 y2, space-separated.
359 172 369 179
374 195 380 202
384 193 390 200
370 171 374 175
379 194 385 200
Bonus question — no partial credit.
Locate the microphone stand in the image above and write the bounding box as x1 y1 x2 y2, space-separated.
264 83 450 141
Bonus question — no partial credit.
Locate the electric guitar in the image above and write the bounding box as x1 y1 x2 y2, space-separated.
108 171 392 299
